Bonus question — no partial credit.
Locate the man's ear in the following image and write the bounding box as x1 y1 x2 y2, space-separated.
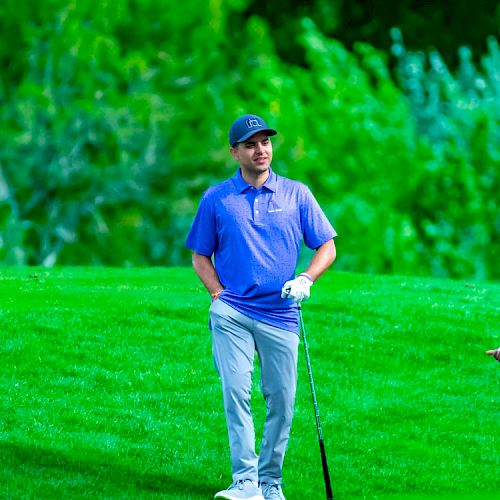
230 146 239 161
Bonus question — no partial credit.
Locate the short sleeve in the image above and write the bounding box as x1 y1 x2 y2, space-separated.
300 185 337 250
185 191 217 256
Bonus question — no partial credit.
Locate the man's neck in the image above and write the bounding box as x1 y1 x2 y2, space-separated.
241 168 270 188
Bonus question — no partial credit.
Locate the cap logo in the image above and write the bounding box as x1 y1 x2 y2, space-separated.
246 118 261 129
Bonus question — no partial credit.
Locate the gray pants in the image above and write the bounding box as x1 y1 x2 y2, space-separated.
210 299 299 485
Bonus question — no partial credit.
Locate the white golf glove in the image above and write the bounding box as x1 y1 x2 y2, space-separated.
281 273 313 303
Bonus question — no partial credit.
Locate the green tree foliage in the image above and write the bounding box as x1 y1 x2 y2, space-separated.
0 0 498 279
239 0 500 69
0 0 236 266
391 29 500 278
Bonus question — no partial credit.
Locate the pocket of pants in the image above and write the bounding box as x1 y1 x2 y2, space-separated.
209 298 223 330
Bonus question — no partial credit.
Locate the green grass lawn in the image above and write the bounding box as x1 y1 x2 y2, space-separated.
1 267 499 499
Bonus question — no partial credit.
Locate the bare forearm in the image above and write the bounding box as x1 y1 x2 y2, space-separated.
192 252 224 296
302 239 336 281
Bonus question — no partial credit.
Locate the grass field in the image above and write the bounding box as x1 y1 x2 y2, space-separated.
1 267 499 499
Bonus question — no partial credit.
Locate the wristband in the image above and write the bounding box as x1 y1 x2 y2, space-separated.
211 290 223 300
298 273 314 283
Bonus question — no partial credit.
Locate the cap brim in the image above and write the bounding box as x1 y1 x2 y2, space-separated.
233 128 277 146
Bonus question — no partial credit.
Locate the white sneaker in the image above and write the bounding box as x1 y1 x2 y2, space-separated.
261 483 286 500
214 479 264 500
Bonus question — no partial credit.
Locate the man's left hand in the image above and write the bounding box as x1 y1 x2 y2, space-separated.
281 274 313 303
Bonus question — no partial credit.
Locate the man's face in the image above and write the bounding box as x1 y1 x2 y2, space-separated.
230 132 273 176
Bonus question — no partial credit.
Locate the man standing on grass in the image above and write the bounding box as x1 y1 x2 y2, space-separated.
186 114 337 500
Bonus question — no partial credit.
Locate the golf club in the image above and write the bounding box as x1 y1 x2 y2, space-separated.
298 306 334 500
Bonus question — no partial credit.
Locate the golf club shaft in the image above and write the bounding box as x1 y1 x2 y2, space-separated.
299 307 334 500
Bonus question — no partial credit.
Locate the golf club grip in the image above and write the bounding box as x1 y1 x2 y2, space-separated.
319 438 334 500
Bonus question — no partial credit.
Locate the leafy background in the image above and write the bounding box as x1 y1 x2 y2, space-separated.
1 0 499 280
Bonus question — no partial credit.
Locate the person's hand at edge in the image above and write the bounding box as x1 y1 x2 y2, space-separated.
486 347 500 362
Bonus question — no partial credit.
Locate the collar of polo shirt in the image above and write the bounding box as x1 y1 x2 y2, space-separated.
233 168 277 193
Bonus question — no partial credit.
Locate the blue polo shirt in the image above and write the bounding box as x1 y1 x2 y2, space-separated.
185 169 337 334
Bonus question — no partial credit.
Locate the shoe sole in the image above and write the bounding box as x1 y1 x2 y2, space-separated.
214 495 264 500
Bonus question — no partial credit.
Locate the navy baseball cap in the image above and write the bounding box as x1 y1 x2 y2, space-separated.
229 114 277 146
